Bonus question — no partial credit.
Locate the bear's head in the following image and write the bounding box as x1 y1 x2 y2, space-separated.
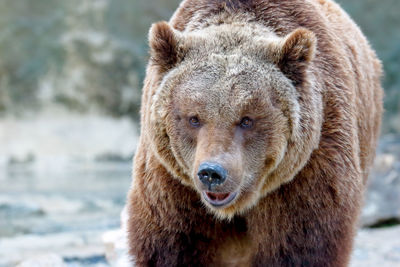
147 20 323 219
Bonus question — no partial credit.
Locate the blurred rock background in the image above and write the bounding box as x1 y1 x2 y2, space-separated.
0 0 399 266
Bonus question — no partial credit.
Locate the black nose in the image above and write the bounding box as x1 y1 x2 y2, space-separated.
197 162 227 190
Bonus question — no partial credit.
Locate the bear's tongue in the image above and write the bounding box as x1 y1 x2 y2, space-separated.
206 192 230 201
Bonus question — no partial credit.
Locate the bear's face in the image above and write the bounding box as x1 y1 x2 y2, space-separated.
164 55 291 216
148 21 321 219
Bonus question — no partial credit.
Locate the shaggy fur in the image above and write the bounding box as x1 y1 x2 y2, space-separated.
127 0 383 266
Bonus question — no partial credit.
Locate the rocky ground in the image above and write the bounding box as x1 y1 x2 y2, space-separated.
0 115 399 266
0 160 132 267
0 113 135 266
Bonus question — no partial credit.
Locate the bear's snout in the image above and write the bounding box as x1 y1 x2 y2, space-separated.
197 162 227 191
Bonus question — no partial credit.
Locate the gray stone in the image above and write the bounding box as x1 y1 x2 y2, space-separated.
361 151 400 226
350 226 400 267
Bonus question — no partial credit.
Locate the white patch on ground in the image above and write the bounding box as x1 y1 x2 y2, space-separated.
17 254 66 267
0 230 105 266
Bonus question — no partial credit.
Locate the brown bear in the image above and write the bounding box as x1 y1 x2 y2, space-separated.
127 0 383 266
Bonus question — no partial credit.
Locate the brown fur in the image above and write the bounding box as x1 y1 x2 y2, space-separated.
127 0 383 266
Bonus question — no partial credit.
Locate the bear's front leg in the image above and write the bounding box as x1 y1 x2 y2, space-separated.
249 164 362 267
127 187 219 267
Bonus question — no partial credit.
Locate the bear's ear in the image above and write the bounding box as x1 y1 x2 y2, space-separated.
274 28 316 86
149 21 183 73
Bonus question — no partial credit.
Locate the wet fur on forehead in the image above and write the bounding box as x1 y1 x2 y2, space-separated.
181 19 282 62
171 62 293 132
173 54 275 103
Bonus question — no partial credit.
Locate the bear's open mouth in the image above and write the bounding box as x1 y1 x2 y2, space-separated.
202 191 238 207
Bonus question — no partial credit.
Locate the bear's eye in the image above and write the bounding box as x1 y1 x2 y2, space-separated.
188 116 200 127
239 117 253 129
